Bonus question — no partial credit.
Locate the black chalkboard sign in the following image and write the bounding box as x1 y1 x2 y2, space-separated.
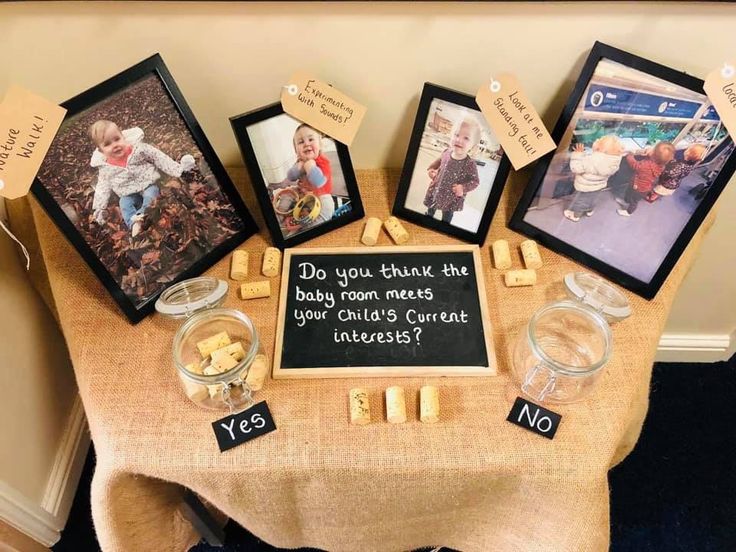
273 246 496 378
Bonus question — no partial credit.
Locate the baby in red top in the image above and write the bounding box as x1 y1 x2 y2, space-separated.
286 124 334 223
617 141 675 217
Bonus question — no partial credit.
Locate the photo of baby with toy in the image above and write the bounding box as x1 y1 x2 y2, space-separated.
245 113 355 239
402 98 503 234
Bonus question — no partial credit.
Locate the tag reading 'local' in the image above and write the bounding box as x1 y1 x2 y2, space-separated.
281 72 366 146
506 397 561 440
0 86 66 199
212 401 277 452
476 74 556 171
703 62 736 143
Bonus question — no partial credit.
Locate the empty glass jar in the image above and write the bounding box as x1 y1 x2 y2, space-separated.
511 272 630 404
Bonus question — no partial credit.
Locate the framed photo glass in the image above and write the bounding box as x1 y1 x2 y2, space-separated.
32 54 258 323
510 42 736 299
392 83 511 245
230 104 364 249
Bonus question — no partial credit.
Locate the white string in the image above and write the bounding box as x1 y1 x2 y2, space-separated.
0 216 30 270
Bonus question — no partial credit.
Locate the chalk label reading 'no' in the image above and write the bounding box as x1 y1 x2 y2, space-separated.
506 397 561 439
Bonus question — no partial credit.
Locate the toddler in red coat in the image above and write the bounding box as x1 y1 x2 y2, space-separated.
617 141 675 217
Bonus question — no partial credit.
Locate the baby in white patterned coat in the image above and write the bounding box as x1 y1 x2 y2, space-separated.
90 120 196 237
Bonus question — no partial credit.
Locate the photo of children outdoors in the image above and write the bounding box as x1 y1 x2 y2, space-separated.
520 58 733 284
244 113 356 240
402 98 504 234
35 73 249 308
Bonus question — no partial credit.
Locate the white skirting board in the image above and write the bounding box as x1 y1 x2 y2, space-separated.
656 332 734 363
0 395 89 547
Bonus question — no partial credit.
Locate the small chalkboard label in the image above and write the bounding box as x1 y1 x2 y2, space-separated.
212 401 276 452
506 397 561 439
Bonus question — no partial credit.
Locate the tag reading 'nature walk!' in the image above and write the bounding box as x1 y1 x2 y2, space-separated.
703 62 736 143
0 86 66 199
280 72 366 146
476 74 556 171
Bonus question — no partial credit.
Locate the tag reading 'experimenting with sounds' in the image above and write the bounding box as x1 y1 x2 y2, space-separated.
281 72 366 146
476 74 556 171
703 62 736 143
0 86 66 199
212 401 277 452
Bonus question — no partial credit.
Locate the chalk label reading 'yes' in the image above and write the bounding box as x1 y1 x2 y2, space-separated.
211 401 277 452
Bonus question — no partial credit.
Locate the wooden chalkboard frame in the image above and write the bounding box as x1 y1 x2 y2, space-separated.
272 245 497 378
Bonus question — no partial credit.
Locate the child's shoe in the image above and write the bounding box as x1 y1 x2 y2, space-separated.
585 210 595 217
130 214 144 237
563 210 580 222
616 209 631 217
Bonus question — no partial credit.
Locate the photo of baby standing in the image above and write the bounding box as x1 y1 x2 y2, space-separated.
401 95 504 235
423 116 481 224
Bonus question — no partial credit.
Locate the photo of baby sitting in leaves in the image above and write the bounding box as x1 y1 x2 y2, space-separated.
35 74 247 307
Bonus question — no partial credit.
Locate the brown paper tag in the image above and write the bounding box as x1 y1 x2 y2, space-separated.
280 72 366 146
703 62 736 142
0 86 66 199
475 74 556 170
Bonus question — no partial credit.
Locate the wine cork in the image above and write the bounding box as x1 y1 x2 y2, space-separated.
211 342 246 363
504 269 537 287
361 217 382 246
384 216 409 245
181 364 208 402
245 354 269 391
240 280 271 300
261 247 282 278
230 250 249 280
491 239 512 270
349 388 371 425
196 331 231 358
210 353 239 373
203 366 224 400
385 386 407 424
420 386 440 423
520 240 543 269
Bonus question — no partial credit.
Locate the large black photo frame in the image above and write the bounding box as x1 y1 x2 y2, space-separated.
509 42 736 299
230 103 365 250
31 54 258 324
392 82 511 245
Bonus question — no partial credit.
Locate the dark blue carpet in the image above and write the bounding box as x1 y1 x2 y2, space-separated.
609 355 736 552
53 355 736 551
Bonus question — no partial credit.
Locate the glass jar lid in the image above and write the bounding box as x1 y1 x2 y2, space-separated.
154 276 228 319
563 272 631 323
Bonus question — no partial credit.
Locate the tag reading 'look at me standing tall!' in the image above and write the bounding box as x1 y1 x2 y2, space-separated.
703 62 736 141
476 74 556 171
280 72 367 146
0 85 66 199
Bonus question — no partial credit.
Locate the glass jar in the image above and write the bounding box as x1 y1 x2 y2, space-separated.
510 272 630 404
155 277 269 411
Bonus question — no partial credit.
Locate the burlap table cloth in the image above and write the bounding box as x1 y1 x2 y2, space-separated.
24 168 705 552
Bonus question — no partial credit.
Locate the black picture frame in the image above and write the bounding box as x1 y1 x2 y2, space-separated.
391 82 511 245
230 103 365 250
509 42 736 300
31 54 258 324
